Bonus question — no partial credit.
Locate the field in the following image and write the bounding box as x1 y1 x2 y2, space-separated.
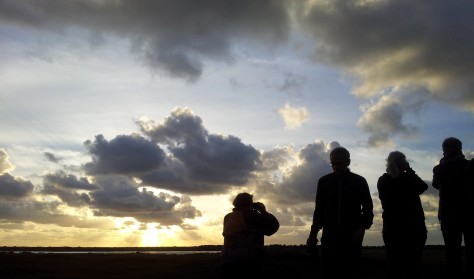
0 246 452 278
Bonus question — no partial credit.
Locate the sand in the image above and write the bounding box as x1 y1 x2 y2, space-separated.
0 246 451 279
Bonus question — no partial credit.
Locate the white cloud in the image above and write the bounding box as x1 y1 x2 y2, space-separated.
278 104 310 130
0 148 14 174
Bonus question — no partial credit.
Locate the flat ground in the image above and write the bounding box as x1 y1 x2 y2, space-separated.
0 246 454 278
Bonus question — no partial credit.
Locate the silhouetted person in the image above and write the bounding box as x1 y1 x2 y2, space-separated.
307 146 374 279
432 137 473 277
221 192 279 278
377 151 428 279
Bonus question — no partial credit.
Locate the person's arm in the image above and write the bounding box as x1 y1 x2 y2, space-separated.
307 179 324 247
361 178 374 229
377 175 385 203
432 160 444 190
406 164 428 195
254 202 280 236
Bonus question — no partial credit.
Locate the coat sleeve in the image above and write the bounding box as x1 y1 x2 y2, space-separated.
432 164 441 190
406 167 428 195
260 212 280 236
311 178 325 232
360 177 374 229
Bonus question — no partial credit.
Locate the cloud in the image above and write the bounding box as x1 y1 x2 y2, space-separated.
278 104 310 130
42 185 92 207
39 169 204 225
44 170 99 191
90 175 201 225
297 0 474 144
357 87 429 147
0 173 34 198
299 0 474 103
0 199 113 228
84 134 166 175
0 0 290 82
0 148 14 174
44 152 61 163
137 108 262 194
273 140 335 203
279 72 307 96
41 170 97 207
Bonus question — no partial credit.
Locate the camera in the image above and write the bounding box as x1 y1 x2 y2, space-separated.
252 202 264 211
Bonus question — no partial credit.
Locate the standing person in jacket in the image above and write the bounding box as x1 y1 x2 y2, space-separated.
432 137 473 278
307 146 374 279
378 151 428 279
221 192 279 278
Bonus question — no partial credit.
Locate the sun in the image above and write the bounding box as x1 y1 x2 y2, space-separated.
141 224 161 247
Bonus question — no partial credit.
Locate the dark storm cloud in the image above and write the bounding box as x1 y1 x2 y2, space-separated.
298 0 474 101
136 108 262 193
90 175 201 225
44 170 99 190
297 0 474 145
42 184 91 207
138 155 217 194
0 173 34 198
0 0 290 82
84 134 166 175
41 171 95 207
42 171 95 207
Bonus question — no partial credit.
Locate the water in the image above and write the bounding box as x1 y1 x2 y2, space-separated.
7 250 221 255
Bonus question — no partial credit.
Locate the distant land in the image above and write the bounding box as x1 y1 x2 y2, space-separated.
0 245 223 252
0 244 446 252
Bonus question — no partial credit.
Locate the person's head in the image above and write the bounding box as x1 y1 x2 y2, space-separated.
442 137 462 157
329 147 350 174
386 151 407 178
232 192 253 209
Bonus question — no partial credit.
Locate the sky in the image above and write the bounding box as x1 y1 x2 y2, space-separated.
0 0 473 247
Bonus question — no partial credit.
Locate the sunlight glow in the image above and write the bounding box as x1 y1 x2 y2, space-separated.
141 223 161 247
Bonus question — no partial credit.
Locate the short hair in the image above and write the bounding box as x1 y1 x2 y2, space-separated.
442 137 462 153
387 151 406 168
232 193 253 208
330 147 350 161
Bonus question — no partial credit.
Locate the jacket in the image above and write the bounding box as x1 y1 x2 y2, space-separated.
377 168 427 233
432 155 471 222
221 208 279 264
311 170 374 233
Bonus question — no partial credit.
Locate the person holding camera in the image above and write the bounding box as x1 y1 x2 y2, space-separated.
377 151 428 279
221 192 279 278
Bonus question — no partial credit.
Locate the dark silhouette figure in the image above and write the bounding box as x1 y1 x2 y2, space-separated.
377 151 428 279
307 146 374 279
221 192 279 278
432 137 473 278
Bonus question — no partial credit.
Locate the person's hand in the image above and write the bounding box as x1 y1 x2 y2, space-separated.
253 202 266 212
